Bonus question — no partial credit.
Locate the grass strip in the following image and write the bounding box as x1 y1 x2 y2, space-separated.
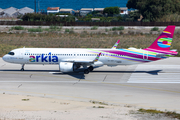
138 108 180 119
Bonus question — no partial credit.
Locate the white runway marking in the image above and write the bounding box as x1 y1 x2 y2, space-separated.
128 82 180 83
49 72 60 74
1 81 180 84
0 81 80 83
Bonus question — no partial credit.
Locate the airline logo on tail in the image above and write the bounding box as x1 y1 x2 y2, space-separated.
157 30 173 48
158 37 172 48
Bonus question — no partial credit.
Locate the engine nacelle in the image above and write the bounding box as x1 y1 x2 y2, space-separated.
59 62 75 72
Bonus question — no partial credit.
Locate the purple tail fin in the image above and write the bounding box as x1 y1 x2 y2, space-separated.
148 26 175 51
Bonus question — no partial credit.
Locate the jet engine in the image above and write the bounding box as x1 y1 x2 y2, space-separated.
59 62 80 72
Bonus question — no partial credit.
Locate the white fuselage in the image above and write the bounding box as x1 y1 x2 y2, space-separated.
3 48 142 66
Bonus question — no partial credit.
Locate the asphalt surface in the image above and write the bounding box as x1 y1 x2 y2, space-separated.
0 57 180 112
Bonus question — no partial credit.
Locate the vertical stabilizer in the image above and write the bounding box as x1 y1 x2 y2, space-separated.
148 26 175 51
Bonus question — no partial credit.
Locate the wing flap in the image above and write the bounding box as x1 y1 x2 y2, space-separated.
61 59 94 63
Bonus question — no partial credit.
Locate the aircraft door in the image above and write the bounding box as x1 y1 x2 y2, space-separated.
19 49 24 59
143 51 148 60
106 52 110 60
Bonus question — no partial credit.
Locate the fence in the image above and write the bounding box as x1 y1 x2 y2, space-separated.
1 21 180 26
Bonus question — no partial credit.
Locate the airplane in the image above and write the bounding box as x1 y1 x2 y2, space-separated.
2 25 178 74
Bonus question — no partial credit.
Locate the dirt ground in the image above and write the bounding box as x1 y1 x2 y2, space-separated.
0 94 177 120
0 94 138 120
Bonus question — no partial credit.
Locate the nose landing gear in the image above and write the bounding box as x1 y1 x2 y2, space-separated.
21 64 25 71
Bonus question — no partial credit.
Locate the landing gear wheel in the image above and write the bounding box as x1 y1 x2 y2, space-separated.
88 66 94 72
84 69 90 74
21 64 25 71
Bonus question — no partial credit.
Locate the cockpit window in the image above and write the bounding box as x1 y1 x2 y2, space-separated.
8 52 15 55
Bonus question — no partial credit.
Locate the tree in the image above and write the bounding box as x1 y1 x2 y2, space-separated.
103 6 120 16
126 0 180 21
128 11 141 21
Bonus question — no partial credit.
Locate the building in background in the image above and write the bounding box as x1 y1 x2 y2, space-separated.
80 8 93 16
19 7 34 15
93 8 104 13
0 7 34 18
2 7 19 18
47 7 60 14
59 8 74 14
0 8 4 15
119 7 128 15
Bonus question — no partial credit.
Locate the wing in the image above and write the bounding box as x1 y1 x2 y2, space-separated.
61 53 102 64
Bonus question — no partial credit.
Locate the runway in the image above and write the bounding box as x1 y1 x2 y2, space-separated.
0 57 180 112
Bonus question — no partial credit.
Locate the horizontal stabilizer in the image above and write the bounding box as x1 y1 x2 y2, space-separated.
156 53 167 58
170 49 177 52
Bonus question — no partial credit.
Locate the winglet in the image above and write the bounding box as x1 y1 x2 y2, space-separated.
112 40 120 49
93 53 101 62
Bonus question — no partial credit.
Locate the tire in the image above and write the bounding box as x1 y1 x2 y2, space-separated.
88 66 94 72
84 69 89 74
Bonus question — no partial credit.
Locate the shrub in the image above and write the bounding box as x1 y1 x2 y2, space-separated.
142 19 150 22
117 26 124 30
156 13 180 22
55 13 71 15
28 28 43 32
105 28 109 32
22 13 75 22
112 27 117 31
12 26 24 30
112 26 124 31
65 29 70 32
91 26 98 30
103 6 120 15
151 27 159 31
49 25 60 30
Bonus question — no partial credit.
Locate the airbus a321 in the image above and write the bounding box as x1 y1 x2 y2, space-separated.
2 26 178 74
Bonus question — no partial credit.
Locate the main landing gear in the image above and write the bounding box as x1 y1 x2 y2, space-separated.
84 66 94 74
21 64 25 71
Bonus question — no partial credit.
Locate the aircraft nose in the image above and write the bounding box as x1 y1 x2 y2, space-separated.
2 55 7 61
